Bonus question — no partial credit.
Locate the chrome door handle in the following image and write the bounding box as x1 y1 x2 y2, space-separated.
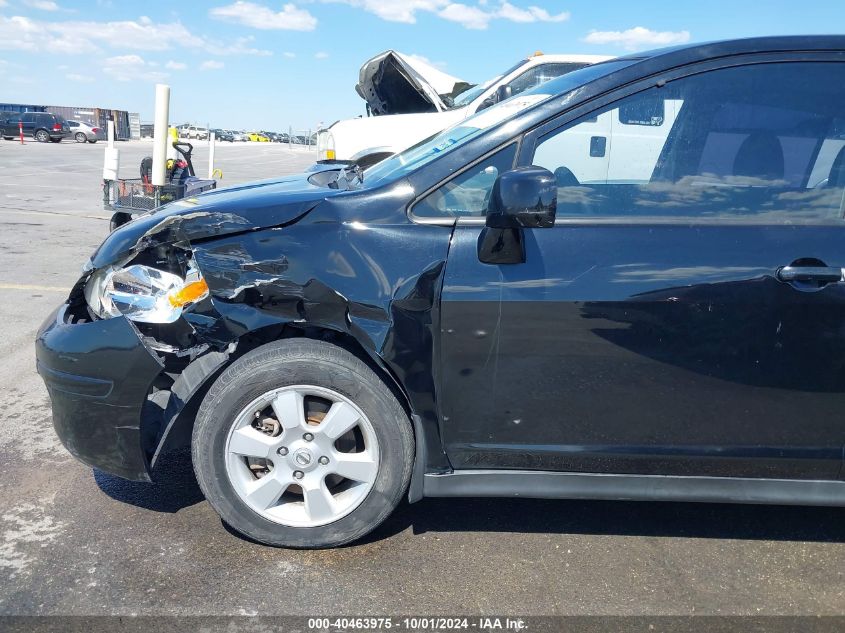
776 266 844 283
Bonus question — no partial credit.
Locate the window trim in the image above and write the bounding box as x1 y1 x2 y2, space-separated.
519 53 845 226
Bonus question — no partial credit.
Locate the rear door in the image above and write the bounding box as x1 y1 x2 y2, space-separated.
20 113 35 136
438 57 845 480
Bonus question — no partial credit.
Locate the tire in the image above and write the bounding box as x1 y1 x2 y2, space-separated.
192 339 414 548
88 140 97 144
75 133 86 143
50 137 61 143
35 129 49 143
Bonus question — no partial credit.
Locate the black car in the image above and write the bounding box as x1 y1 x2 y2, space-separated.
1 111 71 142
211 128 234 142
36 36 845 549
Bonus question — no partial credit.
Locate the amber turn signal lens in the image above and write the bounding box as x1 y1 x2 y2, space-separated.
168 278 209 308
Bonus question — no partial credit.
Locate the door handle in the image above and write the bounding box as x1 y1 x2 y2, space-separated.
776 265 844 283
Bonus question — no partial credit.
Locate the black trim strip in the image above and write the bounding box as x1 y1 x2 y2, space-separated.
423 470 845 506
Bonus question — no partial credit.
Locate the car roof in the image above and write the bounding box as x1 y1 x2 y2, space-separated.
613 34 845 65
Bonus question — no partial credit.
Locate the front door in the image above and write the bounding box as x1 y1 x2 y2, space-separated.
438 59 845 480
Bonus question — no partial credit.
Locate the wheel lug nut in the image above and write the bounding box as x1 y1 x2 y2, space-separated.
293 470 304 480
303 432 314 441
277 447 288 456
318 456 329 465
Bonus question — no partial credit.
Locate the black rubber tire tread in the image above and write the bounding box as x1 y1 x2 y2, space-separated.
192 338 414 548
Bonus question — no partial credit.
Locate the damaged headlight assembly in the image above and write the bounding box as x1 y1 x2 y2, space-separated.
84 260 209 324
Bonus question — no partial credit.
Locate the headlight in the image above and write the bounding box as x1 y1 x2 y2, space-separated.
84 262 209 323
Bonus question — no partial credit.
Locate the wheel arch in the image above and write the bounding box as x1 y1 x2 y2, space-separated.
152 322 433 499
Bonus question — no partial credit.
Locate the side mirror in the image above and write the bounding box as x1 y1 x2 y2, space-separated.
479 167 557 265
495 84 513 103
485 166 557 229
477 95 496 112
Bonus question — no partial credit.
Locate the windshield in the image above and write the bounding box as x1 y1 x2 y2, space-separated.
365 94 552 185
364 59 635 186
450 75 503 109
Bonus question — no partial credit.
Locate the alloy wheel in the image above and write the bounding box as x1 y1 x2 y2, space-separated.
224 385 379 527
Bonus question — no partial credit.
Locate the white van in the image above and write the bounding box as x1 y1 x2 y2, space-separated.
534 96 684 185
316 51 611 168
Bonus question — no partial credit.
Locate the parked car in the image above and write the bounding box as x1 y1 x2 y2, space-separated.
211 128 234 142
317 50 609 167
1 111 71 142
230 130 248 142
179 125 209 140
67 120 105 144
36 36 845 550
247 132 270 142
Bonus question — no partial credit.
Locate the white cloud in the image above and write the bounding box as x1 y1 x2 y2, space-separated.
405 53 447 69
65 72 94 82
323 0 569 29
314 51 329 59
0 0 8 7
283 51 296 58
209 2 316 30
165 60 187 70
103 54 168 82
200 59 225 70
497 2 568 23
0 14 272 56
23 0 61 11
584 26 690 51
438 3 490 29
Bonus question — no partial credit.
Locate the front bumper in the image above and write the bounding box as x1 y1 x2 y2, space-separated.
35 304 164 481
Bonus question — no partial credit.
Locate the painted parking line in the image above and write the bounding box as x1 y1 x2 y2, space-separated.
0 208 111 220
0 283 68 292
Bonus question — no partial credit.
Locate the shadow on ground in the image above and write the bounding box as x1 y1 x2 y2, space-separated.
95 448 845 544
93 448 204 513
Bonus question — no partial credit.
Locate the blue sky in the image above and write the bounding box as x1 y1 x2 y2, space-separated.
1 0 843 131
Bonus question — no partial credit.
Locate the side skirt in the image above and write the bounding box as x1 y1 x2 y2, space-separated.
423 470 845 507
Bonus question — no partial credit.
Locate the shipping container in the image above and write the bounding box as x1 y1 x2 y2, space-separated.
0 103 47 114
129 113 141 140
45 105 97 126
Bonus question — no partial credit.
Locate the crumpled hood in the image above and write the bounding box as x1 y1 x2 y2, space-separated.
356 50 470 116
91 172 342 268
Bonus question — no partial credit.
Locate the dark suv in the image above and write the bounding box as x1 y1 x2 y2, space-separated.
1 111 71 142
36 36 845 549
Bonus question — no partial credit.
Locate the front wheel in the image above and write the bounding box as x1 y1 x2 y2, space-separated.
192 339 414 548
35 129 50 143
75 133 86 143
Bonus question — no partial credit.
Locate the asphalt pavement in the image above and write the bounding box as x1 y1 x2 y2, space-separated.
0 138 844 617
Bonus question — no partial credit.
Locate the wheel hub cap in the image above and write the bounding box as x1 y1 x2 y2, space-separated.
293 447 314 468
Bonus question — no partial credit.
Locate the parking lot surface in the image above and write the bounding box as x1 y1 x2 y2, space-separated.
1 139 844 616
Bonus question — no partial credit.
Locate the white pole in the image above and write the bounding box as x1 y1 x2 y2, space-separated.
102 120 119 181
207 131 216 179
151 84 171 187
